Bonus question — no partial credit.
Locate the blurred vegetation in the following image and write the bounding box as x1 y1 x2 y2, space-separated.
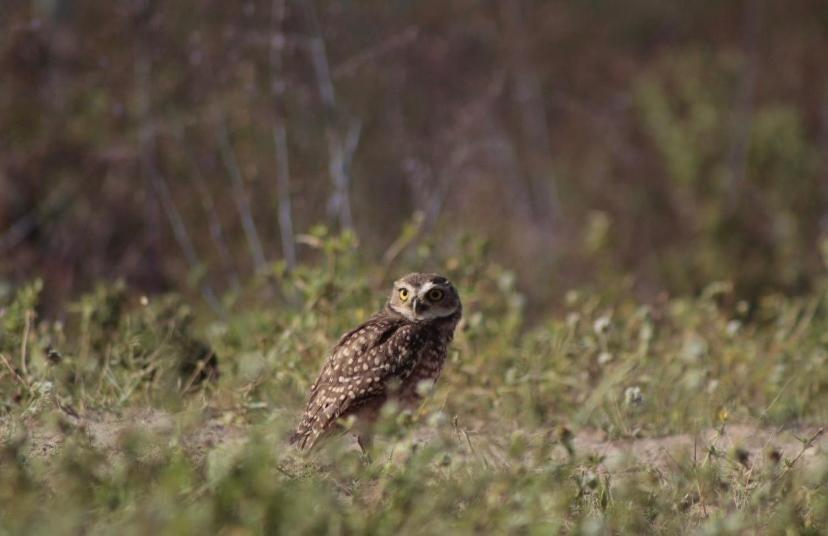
1 233 828 532
3 1 828 532
2 0 827 313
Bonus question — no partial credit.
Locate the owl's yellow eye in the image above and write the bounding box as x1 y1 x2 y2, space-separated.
399 288 410 301
427 288 444 301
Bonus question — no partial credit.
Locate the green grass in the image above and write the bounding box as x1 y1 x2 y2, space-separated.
1 233 828 534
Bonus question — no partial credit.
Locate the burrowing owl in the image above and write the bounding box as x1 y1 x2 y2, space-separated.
289 272 462 451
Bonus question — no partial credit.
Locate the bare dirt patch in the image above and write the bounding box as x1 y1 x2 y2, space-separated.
0 404 246 469
3 405 825 478
572 423 826 474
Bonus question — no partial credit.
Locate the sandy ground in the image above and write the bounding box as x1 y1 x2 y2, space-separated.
0 404 247 468
2 402 825 477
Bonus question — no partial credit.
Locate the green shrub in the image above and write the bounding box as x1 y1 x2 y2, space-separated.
1 231 827 533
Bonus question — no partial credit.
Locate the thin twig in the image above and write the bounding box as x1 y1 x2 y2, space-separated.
726 0 764 208
0 213 38 255
172 127 241 292
775 427 824 483
342 119 362 172
410 72 506 234
148 168 226 318
499 0 562 224
0 184 76 256
180 360 206 394
135 44 226 318
463 429 491 469
0 353 29 391
332 26 419 79
760 376 795 423
300 0 356 232
217 119 268 272
378 211 425 283
20 309 32 379
271 0 297 270
150 172 199 270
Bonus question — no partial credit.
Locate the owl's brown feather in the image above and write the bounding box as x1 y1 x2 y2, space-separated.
290 274 461 451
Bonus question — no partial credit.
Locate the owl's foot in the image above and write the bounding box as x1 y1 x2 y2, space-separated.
356 433 374 462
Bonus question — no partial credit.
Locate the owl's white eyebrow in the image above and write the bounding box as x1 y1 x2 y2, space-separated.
418 282 439 296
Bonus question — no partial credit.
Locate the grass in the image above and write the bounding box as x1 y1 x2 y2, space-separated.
1 232 828 534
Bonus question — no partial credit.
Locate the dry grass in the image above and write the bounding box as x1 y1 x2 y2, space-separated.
2 237 828 533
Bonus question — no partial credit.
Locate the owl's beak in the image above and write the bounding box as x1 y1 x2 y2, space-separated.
412 298 428 315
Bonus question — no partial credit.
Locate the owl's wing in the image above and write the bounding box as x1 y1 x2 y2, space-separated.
289 314 424 450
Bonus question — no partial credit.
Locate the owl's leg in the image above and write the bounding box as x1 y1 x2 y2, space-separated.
356 432 374 461
352 398 383 461
353 422 377 463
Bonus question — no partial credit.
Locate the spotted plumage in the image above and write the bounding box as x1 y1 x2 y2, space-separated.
289 273 462 451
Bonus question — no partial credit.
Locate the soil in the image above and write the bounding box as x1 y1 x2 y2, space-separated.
2 403 825 476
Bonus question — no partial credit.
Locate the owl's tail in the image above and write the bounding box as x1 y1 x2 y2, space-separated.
289 411 342 451
288 428 313 450
290 393 344 450
289 413 325 450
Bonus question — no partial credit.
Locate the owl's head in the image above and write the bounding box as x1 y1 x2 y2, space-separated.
388 272 461 322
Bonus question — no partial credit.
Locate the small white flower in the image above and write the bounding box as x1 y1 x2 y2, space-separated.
624 386 644 406
593 315 611 335
598 351 614 365
416 379 435 396
726 320 741 337
33 381 53 395
681 335 707 362
427 411 447 427
579 469 599 491
639 322 654 343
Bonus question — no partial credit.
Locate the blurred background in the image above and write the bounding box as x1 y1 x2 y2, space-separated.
2 0 827 314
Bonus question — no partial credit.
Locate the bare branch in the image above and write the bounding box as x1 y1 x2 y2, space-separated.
821 91 828 232
217 120 268 272
0 353 29 392
0 213 38 256
136 44 225 318
149 169 199 269
299 0 357 232
774 427 824 483
147 167 225 317
418 72 506 231
271 0 297 270
378 75 507 281
174 133 241 292
343 119 362 170
332 26 419 80
726 0 764 208
379 211 425 283
500 0 561 224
